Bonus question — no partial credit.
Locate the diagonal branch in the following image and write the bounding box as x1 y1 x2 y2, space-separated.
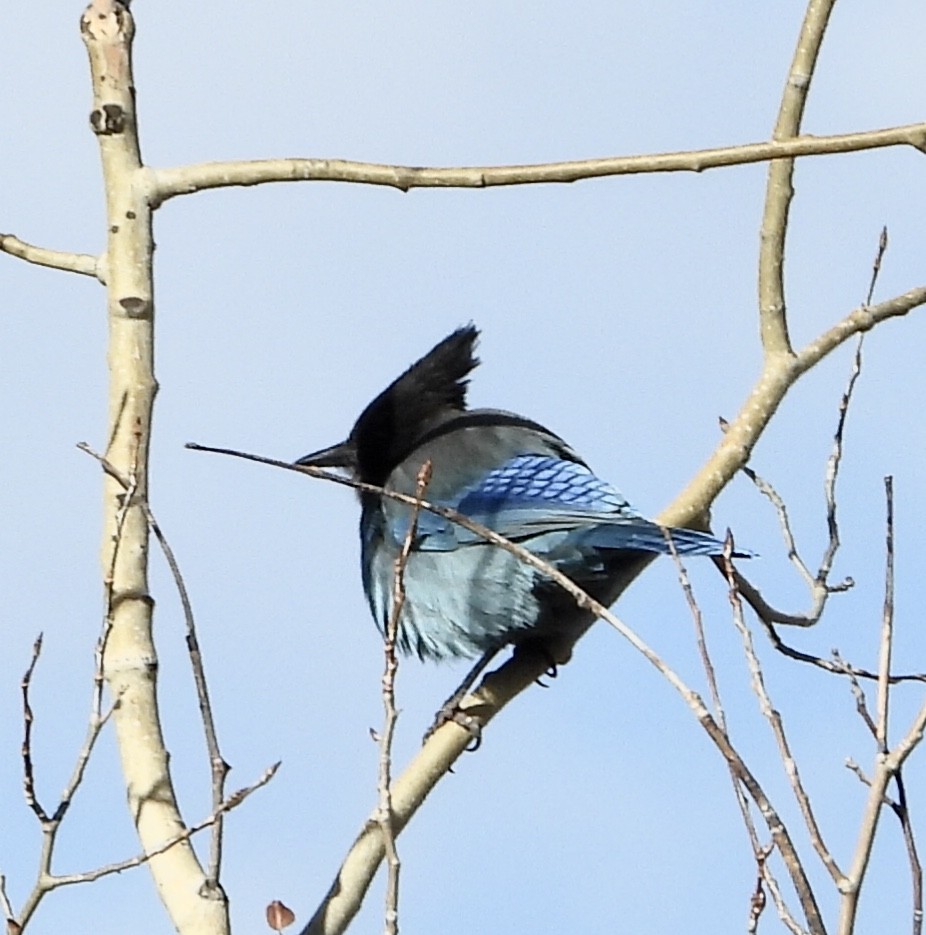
667 547 806 935
723 556 846 889
661 284 926 528
185 443 825 935
29 764 278 891
78 441 231 888
0 233 101 278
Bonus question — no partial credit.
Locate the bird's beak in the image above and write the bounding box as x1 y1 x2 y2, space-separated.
295 439 358 474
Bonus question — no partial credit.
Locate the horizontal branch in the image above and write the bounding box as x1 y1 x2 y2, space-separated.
0 233 100 279
150 122 926 203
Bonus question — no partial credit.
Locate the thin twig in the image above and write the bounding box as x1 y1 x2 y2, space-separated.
377 461 430 935
97 425 141 709
834 650 878 739
52 702 119 829
760 865 809 935
876 477 895 753
670 539 747 846
15 433 141 929
839 481 925 935
0 874 14 926
843 478 920 935
829 226 888 706
733 331 862 632
728 567 852 629
864 227 889 308
844 759 881 796
20 635 47 821
723 555 845 890
820 337 864 587
747 847 771 935
739 467 833 617
892 773 923 935
146 499 230 886
78 440 231 884
666 538 725 724
735 588 926 683
668 540 803 934
28 764 278 890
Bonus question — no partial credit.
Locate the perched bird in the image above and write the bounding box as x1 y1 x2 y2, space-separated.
297 325 739 673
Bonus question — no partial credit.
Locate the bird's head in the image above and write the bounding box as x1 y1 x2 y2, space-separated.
295 324 479 487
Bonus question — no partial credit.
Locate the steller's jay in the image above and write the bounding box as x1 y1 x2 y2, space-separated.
297 326 741 710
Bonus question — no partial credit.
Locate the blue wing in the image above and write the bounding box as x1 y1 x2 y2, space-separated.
386 455 731 556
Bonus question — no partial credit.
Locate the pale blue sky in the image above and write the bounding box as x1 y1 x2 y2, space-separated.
3 2 926 933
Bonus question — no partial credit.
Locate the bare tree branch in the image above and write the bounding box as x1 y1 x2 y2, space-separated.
79 2 232 930
747 848 772 935
758 0 837 357
840 478 926 934
146 123 926 205
723 555 846 889
841 480 922 935
5 0 921 932
0 233 100 278
20 636 46 822
27 764 278 892
838 652 879 739
876 476 895 753
735 462 853 627
819 336 863 588
668 543 805 935
186 443 826 935
77 441 231 889
864 227 889 308
0 876 15 933
14 432 139 929
376 460 431 935
892 774 923 935
723 331 860 632
715 243 926 689
660 284 926 532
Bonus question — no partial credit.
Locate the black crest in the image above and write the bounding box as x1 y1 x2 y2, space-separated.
350 325 479 485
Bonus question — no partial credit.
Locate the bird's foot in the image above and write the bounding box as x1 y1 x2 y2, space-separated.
517 642 558 686
421 646 500 750
423 704 483 751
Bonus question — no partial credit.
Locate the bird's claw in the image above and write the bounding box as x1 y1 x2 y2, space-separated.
423 705 483 751
532 654 559 687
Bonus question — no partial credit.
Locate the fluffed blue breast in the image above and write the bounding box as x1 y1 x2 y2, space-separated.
360 498 543 659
